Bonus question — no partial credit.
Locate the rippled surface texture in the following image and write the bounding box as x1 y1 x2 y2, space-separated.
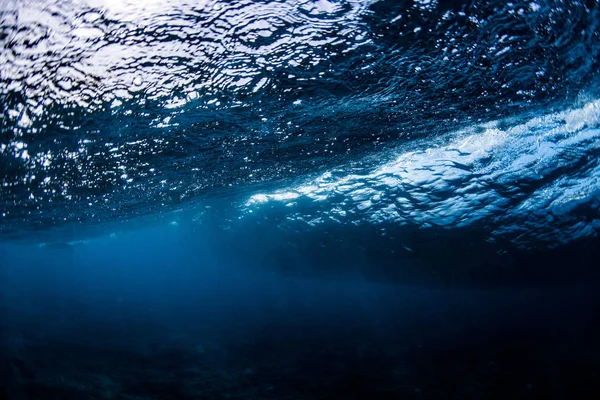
1 0 599 243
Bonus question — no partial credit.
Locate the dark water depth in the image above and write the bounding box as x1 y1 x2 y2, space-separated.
2 225 600 399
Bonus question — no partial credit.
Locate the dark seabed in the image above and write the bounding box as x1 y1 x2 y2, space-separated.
1 0 600 399
2 226 600 400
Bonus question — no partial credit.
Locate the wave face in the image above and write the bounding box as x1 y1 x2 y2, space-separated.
1 0 600 245
245 101 600 248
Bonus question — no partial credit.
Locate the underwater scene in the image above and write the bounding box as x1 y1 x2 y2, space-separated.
1 0 600 398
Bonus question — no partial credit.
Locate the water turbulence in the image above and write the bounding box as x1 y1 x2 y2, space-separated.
1 0 598 235
1 0 600 398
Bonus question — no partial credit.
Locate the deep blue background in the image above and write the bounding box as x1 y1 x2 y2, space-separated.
2 219 600 399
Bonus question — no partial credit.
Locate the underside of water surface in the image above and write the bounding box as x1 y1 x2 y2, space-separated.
1 0 600 399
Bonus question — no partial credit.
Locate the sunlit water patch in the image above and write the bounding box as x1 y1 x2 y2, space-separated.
245 98 600 248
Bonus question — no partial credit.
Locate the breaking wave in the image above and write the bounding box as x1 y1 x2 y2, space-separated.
1 0 599 248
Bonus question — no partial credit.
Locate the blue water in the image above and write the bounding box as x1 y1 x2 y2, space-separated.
1 0 600 398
